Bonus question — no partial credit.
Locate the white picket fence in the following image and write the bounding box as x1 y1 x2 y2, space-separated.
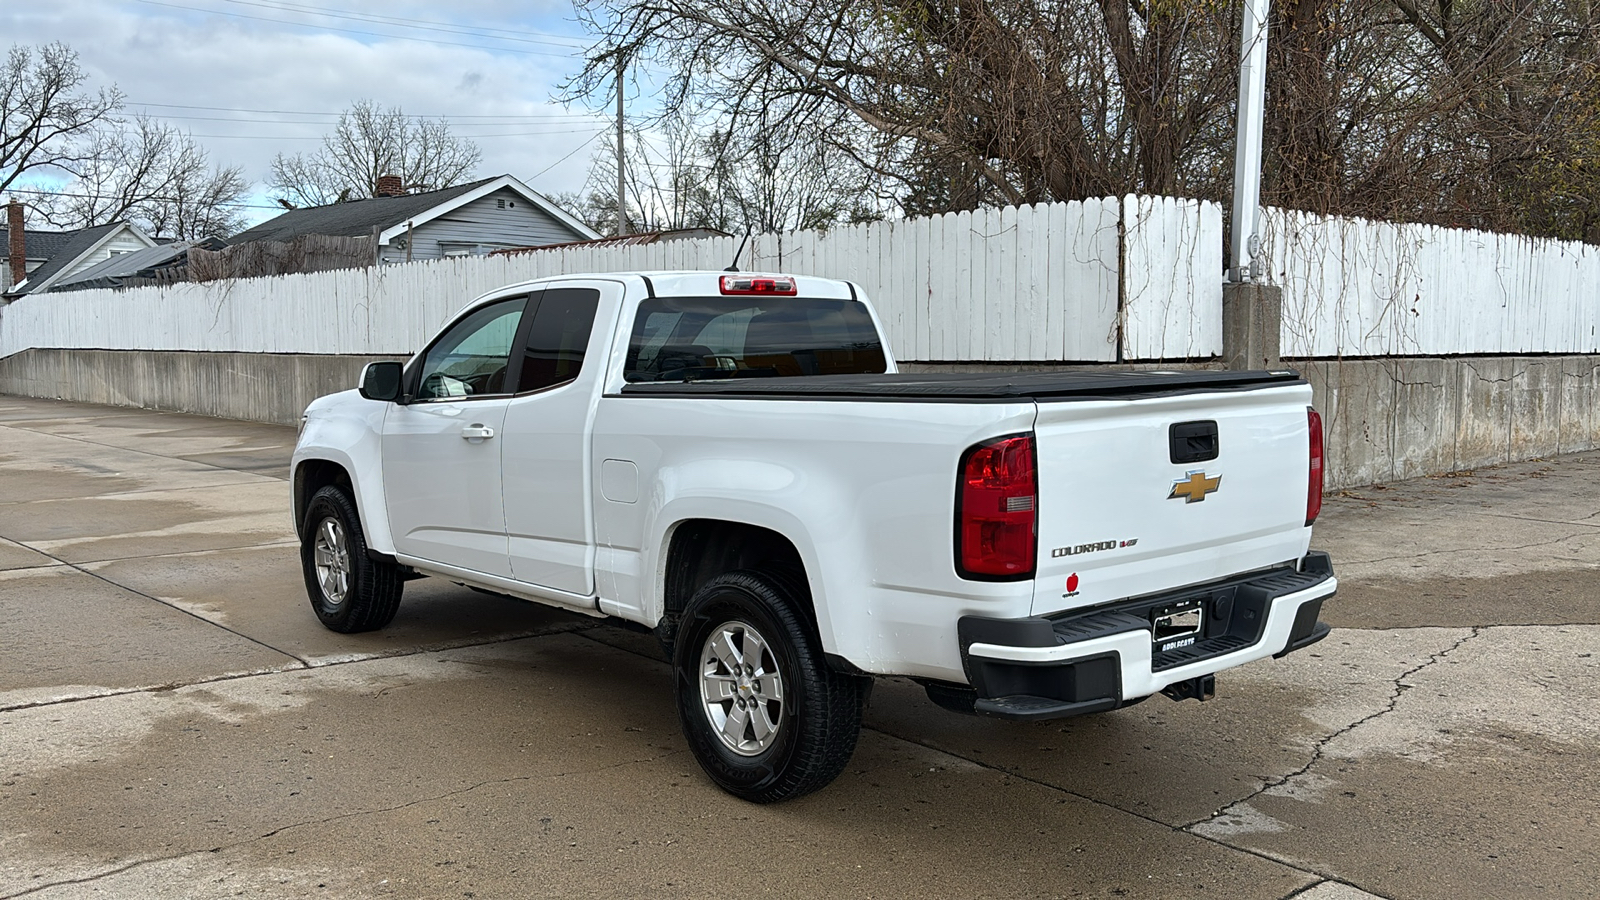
1264 209 1600 357
0 196 1214 364
2 195 1596 363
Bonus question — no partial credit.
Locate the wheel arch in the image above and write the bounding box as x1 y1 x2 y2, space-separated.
291 450 397 556
293 458 355 538
657 518 819 652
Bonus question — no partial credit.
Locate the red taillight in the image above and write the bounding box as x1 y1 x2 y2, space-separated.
956 434 1037 579
1306 407 1324 526
720 275 797 295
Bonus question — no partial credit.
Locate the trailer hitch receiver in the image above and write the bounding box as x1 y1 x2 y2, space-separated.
1161 674 1216 703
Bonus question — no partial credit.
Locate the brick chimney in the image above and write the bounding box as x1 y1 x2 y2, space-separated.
7 200 24 289
374 174 405 198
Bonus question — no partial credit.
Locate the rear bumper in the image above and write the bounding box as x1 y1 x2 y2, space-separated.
951 552 1336 720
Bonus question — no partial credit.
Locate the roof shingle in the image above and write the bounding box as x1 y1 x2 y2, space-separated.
229 178 497 244
1 226 89 262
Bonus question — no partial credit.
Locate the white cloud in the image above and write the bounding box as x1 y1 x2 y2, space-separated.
4 0 610 227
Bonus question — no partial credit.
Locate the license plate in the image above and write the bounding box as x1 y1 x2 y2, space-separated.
1152 601 1204 651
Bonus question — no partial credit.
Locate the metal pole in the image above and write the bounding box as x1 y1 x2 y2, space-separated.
615 57 628 237
1229 0 1271 283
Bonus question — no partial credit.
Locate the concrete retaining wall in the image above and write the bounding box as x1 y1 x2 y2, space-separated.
3 349 1596 489
1299 356 1600 487
0 349 401 427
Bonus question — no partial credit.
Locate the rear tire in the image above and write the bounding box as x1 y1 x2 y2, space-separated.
674 570 866 803
300 485 403 633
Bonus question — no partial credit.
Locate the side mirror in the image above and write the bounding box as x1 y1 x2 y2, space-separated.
359 361 404 402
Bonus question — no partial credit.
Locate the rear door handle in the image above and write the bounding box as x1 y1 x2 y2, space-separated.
461 424 496 441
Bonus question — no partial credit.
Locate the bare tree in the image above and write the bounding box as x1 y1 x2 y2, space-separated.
1253 0 1600 239
269 100 483 207
42 116 249 239
570 0 1242 213
546 189 619 235
137 155 249 241
575 103 885 237
574 0 1600 243
0 42 122 197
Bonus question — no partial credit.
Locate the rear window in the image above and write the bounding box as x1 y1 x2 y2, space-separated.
624 296 887 382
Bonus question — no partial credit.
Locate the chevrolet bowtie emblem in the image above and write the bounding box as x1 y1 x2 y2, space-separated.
1169 471 1221 503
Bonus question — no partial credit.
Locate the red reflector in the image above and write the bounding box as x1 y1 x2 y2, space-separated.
1306 407 1324 526
956 434 1037 579
720 275 797 295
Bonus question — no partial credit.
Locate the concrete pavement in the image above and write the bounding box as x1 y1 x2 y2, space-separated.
1 395 1595 899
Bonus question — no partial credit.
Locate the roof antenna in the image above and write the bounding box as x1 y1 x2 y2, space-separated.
724 233 750 272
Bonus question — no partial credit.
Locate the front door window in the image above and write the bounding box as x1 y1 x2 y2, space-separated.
412 298 525 400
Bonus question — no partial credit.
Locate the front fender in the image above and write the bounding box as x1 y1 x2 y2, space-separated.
291 392 395 554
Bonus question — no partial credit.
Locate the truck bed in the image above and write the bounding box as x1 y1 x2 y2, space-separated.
616 369 1305 401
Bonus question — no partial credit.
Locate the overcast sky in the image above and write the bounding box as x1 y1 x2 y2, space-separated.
5 0 618 227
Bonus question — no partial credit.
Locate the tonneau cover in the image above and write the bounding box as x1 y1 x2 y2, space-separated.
618 369 1305 402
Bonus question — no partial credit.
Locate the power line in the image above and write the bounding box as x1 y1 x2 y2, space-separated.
126 111 605 126
134 0 583 58
3 186 284 211
130 102 606 120
468 128 612 139
221 0 590 42
170 127 607 139
213 0 590 48
531 129 608 179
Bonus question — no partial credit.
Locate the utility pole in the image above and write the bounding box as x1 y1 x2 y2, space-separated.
1229 0 1270 283
1221 0 1281 371
615 57 628 237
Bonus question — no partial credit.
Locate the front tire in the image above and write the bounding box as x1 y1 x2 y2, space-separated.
673 570 867 803
300 485 403 633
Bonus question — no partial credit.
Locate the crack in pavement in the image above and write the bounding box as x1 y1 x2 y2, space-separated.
1184 627 1482 832
0 621 601 714
0 478 280 503
0 421 294 482
858 714 1343 893
1481 511 1600 531
1 665 300 714
0 533 312 669
67 539 302 568
1339 532 1591 567
0 537 303 573
1280 880 1398 900
0 750 683 899
571 629 1340 888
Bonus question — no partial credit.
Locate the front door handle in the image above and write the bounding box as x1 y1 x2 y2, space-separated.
461 424 496 441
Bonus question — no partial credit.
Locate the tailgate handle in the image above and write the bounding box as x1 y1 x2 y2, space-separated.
1170 421 1218 464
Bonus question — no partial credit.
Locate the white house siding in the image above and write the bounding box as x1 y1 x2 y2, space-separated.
53 228 157 284
391 188 585 261
3 260 56 291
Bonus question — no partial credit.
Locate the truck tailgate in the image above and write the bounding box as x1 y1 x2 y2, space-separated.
1031 383 1314 616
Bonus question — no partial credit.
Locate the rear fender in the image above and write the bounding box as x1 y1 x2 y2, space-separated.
646 497 838 653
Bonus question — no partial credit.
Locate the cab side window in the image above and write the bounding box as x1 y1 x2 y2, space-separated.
517 288 599 392
412 297 526 401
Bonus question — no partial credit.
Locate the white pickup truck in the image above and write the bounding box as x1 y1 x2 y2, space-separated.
292 270 1335 803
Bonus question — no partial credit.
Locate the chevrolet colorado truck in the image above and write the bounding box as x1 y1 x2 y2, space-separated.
291 271 1335 803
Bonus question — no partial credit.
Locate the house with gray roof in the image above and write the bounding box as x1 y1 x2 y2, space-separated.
2 220 160 298
230 174 600 266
